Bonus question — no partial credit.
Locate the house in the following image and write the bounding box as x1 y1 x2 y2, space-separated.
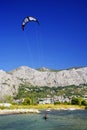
39 98 53 104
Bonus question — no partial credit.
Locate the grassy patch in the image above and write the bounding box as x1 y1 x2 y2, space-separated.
7 104 85 110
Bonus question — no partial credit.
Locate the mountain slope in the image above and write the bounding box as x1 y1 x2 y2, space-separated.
0 66 87 98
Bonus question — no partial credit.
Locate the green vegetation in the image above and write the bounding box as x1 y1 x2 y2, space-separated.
0 95 13 103
13 84 87 106
1 84 86 107
36 68 62 72
0 84 87 111
22 98 32 105
15 84 87 99
71 97 87 106
0 104 85 110
85 106 87 109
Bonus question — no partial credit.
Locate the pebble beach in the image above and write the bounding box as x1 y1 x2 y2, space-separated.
0 109 40 115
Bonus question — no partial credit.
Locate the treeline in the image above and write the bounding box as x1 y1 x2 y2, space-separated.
15 84 87 99
13 84 87 106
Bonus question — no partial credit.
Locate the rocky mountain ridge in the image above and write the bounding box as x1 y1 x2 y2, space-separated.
0 66 87 98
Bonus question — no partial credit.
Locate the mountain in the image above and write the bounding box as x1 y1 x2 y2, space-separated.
0 66 87 98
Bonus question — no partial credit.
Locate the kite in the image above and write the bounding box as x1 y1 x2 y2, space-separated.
22 16 39 30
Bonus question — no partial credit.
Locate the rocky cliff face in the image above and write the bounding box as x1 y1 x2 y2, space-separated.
0 66 87 98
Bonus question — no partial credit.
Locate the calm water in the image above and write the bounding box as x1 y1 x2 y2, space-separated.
0 110 87 130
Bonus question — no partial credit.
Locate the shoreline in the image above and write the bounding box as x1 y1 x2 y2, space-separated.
0 107 85 115
0 109 40 115
0 104 86 115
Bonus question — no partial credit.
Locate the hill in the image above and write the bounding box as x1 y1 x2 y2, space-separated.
0 66 87 98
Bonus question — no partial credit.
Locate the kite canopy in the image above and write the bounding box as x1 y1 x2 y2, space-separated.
22 16 39 30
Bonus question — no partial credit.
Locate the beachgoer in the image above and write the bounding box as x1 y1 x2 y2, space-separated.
44 113 48 120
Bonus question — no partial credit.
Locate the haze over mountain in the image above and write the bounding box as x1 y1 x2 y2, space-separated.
0 66 87 98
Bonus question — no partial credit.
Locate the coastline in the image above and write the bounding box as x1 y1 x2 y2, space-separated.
0 109 40 115
0 104 85 115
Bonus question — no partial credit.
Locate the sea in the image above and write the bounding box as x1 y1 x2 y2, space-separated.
0 110 87 130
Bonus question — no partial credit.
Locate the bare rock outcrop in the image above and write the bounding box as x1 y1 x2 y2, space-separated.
0 66 87 98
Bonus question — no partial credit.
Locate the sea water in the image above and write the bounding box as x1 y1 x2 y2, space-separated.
0 110 87 130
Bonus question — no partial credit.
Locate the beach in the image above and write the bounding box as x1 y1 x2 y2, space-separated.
0 106 85 115
0 109 40 115
0 103 85 115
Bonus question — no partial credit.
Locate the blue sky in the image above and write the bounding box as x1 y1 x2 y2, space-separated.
0 0 87 71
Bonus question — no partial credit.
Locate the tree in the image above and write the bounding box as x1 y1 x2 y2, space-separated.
71 97 84 105
71 97 79 105
22 98 31 105
81 100 87 106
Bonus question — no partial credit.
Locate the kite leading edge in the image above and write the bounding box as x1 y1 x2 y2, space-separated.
22 16 39 31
